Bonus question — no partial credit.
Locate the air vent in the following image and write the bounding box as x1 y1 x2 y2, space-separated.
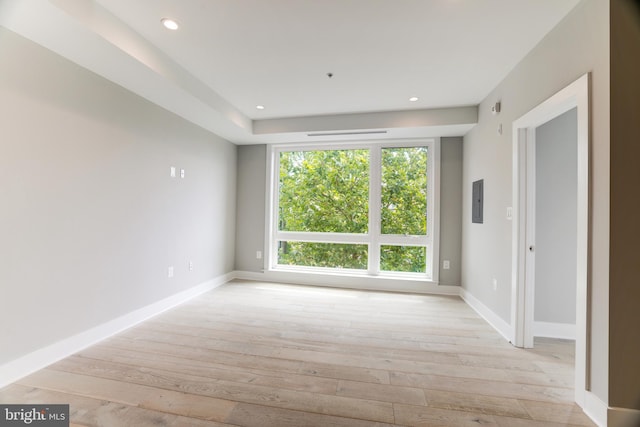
307 130 388 137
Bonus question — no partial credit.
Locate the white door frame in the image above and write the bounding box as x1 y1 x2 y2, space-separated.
511 73 590 407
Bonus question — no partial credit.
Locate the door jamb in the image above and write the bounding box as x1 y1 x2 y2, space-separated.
510 73 590 407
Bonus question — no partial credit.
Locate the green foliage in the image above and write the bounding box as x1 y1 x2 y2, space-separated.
380 245 427 273
278 147 428 273
381 147 427 235
278 242 368 270
279 149 369 233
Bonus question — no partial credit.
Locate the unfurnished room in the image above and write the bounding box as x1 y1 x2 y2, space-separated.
1 1 639 426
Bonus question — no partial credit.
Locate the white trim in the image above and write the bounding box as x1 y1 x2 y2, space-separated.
511 127 528 346
524 130 537 348
273 232 373 244
234 270 459 295
533 321 576 340
582 391 608 427
264 146 276 272
511 73 591 409
431 138 441 283
460 288 514 342
270 231 429 247
607 406 640 427
369 143 382 275
0 273 234 388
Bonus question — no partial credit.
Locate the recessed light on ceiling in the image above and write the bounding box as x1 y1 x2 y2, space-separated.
161 18 179 30
409 97 419 102
256 105 265 110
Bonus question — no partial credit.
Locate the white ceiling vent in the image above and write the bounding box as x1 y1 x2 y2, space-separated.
307 130 388 137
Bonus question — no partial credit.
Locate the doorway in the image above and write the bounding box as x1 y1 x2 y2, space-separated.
533 107 578 340
510 73 590 408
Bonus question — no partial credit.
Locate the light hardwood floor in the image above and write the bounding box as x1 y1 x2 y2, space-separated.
0 280 595 426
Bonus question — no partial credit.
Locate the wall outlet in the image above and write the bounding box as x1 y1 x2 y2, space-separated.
180 169 185 178
170 167 176 178
188 261 194 271
506 207 513 220
493 278 498 291
168 266 174 278
443 260 450 270
256 251 262 260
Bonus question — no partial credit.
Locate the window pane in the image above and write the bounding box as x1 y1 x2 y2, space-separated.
278 241 368 270
380 245 426 273
279 150 369 233
381 147 427 235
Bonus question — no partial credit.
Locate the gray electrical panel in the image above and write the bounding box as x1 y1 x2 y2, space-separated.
472 179 483 224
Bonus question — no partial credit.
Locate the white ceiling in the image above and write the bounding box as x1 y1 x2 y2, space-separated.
0 0 580 144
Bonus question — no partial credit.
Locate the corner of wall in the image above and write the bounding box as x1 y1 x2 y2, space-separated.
0 274 234 389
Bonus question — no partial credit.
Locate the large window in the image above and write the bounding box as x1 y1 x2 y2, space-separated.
268 140 439 280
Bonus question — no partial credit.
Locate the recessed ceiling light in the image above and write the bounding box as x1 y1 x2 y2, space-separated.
256 105 265 110
161 18 179 30
409 97 419 102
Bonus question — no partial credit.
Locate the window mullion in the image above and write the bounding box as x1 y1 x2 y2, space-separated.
270 147 281 270
275 231 369 244
369 145 382 275
379 235 428 245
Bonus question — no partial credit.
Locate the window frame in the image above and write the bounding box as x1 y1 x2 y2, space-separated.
266 139 440 281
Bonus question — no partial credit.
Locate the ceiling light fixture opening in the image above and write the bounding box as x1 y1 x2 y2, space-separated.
161 18 179 30
256 105 265 110
409 97 419 102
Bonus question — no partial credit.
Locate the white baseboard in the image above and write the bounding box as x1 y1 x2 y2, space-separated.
607 406 640 427
233 270 268 282
233 270 460 295
581 391 608 427
459 288 514 342
533 321 576 340
0 272 234 389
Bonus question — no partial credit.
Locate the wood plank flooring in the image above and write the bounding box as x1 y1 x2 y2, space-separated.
0 280 595 426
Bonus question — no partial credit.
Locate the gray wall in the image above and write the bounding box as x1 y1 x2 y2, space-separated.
235 139 463 285
235 145 267 272
462 0 609 401
610 0 640 413
439 137 463 286
534 108 577 325
0 28 237 365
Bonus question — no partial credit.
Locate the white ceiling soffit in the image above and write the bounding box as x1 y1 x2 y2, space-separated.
0 0 253 143
0 0 580 145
